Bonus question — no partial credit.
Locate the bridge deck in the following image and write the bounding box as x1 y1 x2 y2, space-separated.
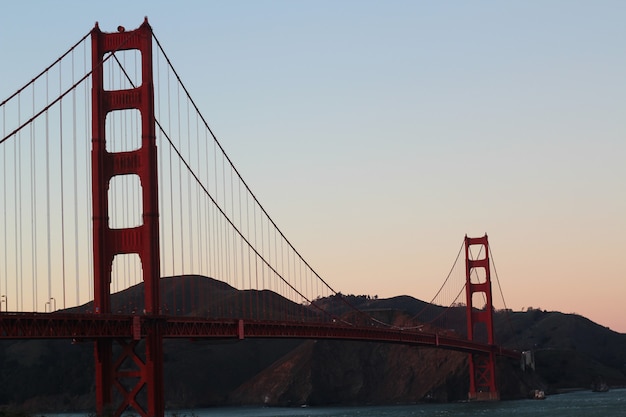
0 312 520 359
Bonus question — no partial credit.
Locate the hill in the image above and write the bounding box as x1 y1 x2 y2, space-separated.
0 276 625 411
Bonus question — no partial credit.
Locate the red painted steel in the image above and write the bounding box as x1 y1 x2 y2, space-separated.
91 18 163 417
0 313 521 360
464 235 499 400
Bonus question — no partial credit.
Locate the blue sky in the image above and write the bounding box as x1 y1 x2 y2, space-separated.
1 1 625 331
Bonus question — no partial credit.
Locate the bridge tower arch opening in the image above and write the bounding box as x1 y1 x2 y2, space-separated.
464 234 499 401
91 19 163 417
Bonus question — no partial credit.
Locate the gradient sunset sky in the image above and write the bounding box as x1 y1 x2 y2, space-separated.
1 1 624 332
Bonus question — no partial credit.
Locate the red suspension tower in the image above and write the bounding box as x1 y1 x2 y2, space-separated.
91 19 163 417
464 234 498 401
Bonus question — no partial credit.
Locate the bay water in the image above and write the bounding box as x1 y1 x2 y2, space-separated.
43 389 626 417
177 389 626 417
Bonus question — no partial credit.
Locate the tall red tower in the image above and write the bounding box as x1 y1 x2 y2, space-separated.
91 19 163 417
464 234 498 400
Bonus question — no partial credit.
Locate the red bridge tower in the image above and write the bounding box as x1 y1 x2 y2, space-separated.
91 19 163 417
464 234 499 401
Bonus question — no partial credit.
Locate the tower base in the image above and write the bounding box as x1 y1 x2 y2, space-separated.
469 391 500 401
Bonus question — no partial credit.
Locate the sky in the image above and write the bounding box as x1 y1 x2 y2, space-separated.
1 1 625 332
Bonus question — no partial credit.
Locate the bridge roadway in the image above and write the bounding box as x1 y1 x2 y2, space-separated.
0 312 520 359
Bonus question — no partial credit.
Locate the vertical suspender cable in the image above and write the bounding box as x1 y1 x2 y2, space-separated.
294 256 298 319
222 153 228 288
215 148 221 314
20 95 26 310
167 65 176 314
214 142 221 316
239 178 244 316
16 95 21 310
72 49 79 306
84 40 93 302
203 127 210 312
291 241 294 316
246 190 252 318
45 72 52 308
59 59 67 310
265 217 270 318
2 105 6 310
156 48 169 314
221 152 227 288
229 171 235 315
186 96 195 311
30 86 37 311
260 212 265 319
206 128 212 313
254 202 259 319
300 253 304 317
176 82 185 313
196 111 202 276
232 162 237 294
186 97 193 273
299 252 303 318
230 162 236 303
156 47 164 277
278 229 282 316
304 268 315 319
280 239 295 318
280 232 284 318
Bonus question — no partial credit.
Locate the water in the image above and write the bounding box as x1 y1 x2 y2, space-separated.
43 390 626 417
174 389 626 417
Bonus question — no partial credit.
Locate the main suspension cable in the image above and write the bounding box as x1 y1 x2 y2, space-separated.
0 31 91 108
409 238 465 322
152 32 398 327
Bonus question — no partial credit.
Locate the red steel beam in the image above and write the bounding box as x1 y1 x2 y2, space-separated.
0 313 521 360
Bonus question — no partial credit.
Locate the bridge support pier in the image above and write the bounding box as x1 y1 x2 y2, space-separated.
464 235 499 401
468 352 499 401
95 339 113 412
91 19 163 417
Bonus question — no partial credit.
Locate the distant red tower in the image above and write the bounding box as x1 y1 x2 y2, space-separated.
91 19 163 417
464 235 498 400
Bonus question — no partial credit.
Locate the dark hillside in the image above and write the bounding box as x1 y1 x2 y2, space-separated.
493 309 626 391
1 276 625 411
315 294 626 392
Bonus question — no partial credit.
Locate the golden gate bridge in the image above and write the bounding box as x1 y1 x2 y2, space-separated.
0 19 521 417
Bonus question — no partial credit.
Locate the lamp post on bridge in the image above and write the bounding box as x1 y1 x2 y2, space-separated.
44 297 56 312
